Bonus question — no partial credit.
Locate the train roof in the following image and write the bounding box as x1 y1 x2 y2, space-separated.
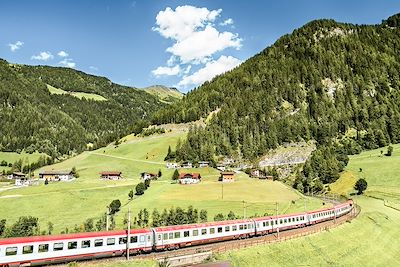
0 228 151 246
153 218 254 232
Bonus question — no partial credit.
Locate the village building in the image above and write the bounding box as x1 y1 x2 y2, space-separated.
250 169 266 178
216 164 226 172
220 171 235 182
141 172 158 180
15 177 30 186
198 161 210 168
166 162 178 169
181 161 193 168
100 171 122 180
8 172 26 180
39 170 75 181
179 173 201 185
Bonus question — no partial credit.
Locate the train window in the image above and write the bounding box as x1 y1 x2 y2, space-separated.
107 238 115 246
140 236 145 242
239 225 244 230
280 219 283 224
147 235 151 242
54 243 64 251
6 247 17 256
217 227 223 233
94 239 103 247
193 230 199 236
244 224 247 230
288 218 291 223
169 233 174 239
202 229 207 235
184 231 190 237
174 232 180 239
210 228 215 234
119 237 127 244
163 233 168 240
23 245 33 254
39 244 49 252
225 226 230 232
262 222 266 227
131 236 138 243
232 226 237 231
271 221 274 226
275 220 278 225
248 224 252 229
284 219 287 224
82 240 91 248
68 241 78 249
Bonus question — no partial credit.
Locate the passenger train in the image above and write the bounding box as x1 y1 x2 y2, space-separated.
0 200 353 266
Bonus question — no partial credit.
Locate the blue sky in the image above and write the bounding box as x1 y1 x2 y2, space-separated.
0 0 398 92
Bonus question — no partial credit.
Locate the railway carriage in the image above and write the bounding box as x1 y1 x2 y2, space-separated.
254 212 308 235
0 229 152 267
152 219 255 250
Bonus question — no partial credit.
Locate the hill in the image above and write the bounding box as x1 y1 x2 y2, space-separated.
0 60 166 158
142 85 183 104
214 144 400 266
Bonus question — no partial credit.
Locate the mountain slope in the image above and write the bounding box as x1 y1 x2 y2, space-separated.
143 85 183 104
0 60 166 157
151 14 400 161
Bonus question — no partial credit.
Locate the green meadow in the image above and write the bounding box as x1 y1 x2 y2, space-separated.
47 84 107 101
215 144 400 266
0 151 46 172
0 132 324 233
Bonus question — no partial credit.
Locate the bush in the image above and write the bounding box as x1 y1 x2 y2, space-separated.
354 178 368 195
136 182 146 195
108 199 121 215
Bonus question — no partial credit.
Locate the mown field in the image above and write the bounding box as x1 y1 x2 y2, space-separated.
0 151 46 172
0 132 325 234
214 144 400 266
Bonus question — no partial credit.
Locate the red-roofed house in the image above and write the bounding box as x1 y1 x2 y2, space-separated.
100 171 122 180
141 172 158 180
179 173 201 185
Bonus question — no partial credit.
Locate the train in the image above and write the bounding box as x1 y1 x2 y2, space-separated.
0 200 353 266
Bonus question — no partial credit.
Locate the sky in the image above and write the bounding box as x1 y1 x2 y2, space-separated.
0 0 399 92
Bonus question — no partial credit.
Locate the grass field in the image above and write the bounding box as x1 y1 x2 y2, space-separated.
214 144 400 266
0 151 46 172
47 84 107 101
0 132 325 234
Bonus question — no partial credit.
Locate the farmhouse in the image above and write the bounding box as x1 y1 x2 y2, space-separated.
220 171 235 182
179 173 201 185
15 177 30 186
39 170 75 181
181 161 193 168
250 169 265 178
8 172 26 180
166 162 178 169
141 172 157 180
198 161 210 168
100 171 122 180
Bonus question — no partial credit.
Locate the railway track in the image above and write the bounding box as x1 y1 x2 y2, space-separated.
67 204 360 267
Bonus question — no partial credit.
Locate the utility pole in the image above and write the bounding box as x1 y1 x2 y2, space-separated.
127 208 131 260
276 202 279 239
106 207 109 231
243 200 246 218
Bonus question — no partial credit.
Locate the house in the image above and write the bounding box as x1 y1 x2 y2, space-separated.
250 169 266 178
179 173 201 184
220 171 235 182
181 161 193 168
198 161 210 168
141 172 157 180
15 177 30 186
216 164 226 172
39 170 75 181
166 162 178 169
8 172 26 180
100 171 122 180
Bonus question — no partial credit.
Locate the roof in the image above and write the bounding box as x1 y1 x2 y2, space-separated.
0 228 151 246
12 172 26 176
198 161 209 164
39 170 73 175
100 171 122 176
221 171 235 175
179 173 201 179
153 218 254 232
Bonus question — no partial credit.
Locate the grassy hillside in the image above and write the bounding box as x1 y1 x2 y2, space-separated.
0 151 46 172
214 144 400 266
0 131 325 233
46 84 107 101
143 85 183 104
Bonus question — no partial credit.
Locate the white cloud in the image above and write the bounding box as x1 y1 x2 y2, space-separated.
178 55 241 87
31 51 54 61
59 58 76 68
184 65 192 74
167 55 176 66
8 41 24 52
89 66 99 71
153 5 221 41
152 65 181 76
167 25 241 63
57 51 69 57
220 18 234 26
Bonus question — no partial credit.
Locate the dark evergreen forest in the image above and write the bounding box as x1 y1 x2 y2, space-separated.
152 14 400 192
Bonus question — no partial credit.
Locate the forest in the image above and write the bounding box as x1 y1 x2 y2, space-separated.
152 14 400 192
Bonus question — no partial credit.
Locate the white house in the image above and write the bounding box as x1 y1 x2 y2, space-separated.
181 161 193 168
141 172 157 180
39 170 75 181
166 162 178 169
179 173 201 185
198 161 210 168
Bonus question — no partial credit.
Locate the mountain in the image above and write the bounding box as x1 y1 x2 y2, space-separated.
143 85 183 104
152 14 400 168
0 60 166 158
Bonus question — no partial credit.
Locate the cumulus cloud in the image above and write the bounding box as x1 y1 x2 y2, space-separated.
31 51 54 61
178 55 241 87
59 58 76 68
8 41 24 52
220 18 234 26
152 65 181 76
57 51 69 57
